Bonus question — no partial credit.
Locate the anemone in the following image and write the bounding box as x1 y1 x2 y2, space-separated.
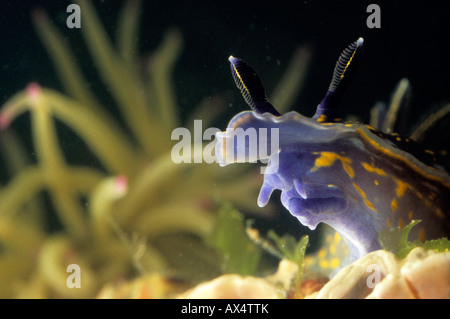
0 0 310 298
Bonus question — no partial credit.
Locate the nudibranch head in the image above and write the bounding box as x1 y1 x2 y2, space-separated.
216 38 450 264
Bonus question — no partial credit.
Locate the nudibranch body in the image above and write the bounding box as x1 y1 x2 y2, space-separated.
216 38 450 264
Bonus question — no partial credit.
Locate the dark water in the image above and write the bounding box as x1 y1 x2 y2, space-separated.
1 1 449 119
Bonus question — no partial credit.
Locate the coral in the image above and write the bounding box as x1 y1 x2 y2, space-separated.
169 247 449 299
178 274 282 299
310 247 450 299
0 0 310 298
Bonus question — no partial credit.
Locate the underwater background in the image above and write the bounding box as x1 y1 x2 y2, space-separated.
3 1 449 119
0 0 449 298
